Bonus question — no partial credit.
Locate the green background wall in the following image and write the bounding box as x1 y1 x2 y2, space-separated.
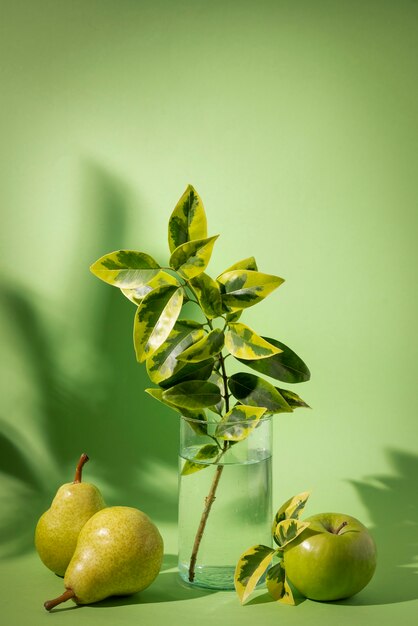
0 0 417 610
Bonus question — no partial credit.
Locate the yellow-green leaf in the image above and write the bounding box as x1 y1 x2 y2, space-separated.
177 329 224 363
169 236 219 280
272 491 311 537
221 256 258 273
168 185 208 253
225 323 282 360
234 544 276 604
146 321 206 384
228 373 292 414
145 387 208 434
121 271 179 305
217 270 284 311
181 444 220 475
266 562 295 605
215 405 267 441
134 285 183 362
278 388 310 409
162 380 222 409
90 250 160 288
190 273 223 318
273 519 310 549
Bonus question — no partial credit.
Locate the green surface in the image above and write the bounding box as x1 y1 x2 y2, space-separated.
0 0 417 624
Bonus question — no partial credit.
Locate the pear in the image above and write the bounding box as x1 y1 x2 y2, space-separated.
44 506 164 610
35 453 105 576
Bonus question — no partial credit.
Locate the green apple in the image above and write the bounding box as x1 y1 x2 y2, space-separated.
283 513 377 601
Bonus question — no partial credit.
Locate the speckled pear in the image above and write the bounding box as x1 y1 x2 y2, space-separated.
44 506 164 610
35 454 105 576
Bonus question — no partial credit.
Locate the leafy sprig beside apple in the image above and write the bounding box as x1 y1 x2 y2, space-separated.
235 492 377 604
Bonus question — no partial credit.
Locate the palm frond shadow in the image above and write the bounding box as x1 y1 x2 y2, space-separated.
339 448 418 606
0 164 178 559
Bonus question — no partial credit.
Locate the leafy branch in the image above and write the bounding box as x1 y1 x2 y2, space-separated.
90 184 311 583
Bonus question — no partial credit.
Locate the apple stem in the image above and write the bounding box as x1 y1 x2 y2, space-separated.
73 453 89 483
334 521 348 535
44 589 75 611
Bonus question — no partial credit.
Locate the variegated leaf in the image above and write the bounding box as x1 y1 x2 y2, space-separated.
225 323 281 360
278 388 310 409
169 235 219 280
266 562 295 604
146 321 206 384
225 310 242 323
121 271 179 305
181 444 220 475
158 358 214 389
168 185 208 253
273 519 310 549
134 285 183 362
177 328 224 363
90 250 160 288
189 273 223 318
236 337 311 383
221 256 258 273
217 270 284 311
234 544 276 604
162 380 222 409
145 387 208 434
207 372 225 416
272 491 311 535
215 405 267 441
228 373 292 413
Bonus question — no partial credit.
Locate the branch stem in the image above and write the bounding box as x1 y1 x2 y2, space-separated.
187 350 230 583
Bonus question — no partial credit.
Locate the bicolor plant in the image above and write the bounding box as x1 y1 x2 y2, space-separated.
90 185 311 582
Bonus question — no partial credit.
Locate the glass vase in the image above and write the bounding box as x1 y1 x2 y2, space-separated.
178 414 272 590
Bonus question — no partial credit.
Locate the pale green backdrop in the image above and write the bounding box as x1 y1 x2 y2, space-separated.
0 1 417 624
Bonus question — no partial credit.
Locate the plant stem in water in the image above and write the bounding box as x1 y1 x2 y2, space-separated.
187 351 230 583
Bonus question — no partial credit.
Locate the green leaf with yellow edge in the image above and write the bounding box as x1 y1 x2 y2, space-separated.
189 273 223 318
225 310 242 323
168 185 208 253
134 285 183 362
215 405 267 441
207 372 225 415
221 256 258 273
145 387 208 435
158 358 214 389
266 562 295 605
272 491 311 536
217 270 284 311
277 388 310 409
121 271 179 305
273 519 310 549
146 321 206 384
234 544 276 604
225 323 282 360
169 236 219 280
236 337 311 384
228 373 292 413
162 380 222 409
90 250 160 288
177 328 224 363
181 444 220 475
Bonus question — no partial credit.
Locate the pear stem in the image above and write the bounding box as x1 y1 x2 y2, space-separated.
74 453 89 484
334 521 348 535
44 589 75 611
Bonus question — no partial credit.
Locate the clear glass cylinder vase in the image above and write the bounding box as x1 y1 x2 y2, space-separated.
178 414 272 590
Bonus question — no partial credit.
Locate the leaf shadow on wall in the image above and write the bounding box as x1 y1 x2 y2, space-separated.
339 448 418 606
0 164 179 559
